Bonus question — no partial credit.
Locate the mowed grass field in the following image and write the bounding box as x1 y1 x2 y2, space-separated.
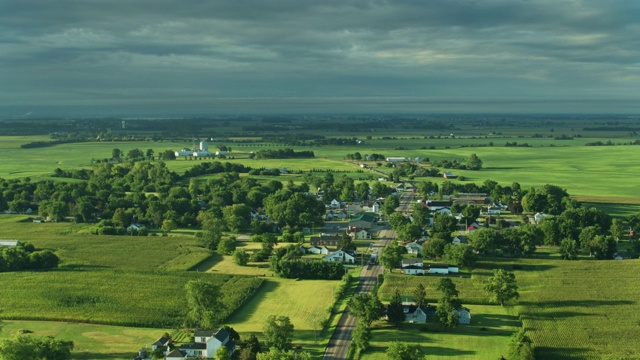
378 252 640 360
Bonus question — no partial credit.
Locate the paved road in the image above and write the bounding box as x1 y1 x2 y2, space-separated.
323 231 394 360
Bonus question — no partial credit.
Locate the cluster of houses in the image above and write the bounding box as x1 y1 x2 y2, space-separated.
137 328 235 360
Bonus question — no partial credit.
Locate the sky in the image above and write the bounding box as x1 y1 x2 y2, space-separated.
1 0 639 116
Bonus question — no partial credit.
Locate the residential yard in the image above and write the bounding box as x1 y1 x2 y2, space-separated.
361 305 519 360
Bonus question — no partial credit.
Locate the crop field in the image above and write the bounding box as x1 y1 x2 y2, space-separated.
0 320 171 360
361 305 519 360
0 216 263 328
0 216 206 271
379 252 640 359
0 268 263 327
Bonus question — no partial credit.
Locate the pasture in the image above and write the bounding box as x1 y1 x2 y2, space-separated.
378 252 640 360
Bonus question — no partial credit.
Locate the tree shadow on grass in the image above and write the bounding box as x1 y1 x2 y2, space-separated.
519 299 636 307
56 264 112 271
73 352 141 360
366 344 475 357
535 346 594 360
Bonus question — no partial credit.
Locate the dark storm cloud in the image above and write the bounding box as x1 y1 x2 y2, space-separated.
0 0 639 113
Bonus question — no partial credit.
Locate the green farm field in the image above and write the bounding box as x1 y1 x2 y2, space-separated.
378 252 640 360
0 216 263 329
3 136 640 203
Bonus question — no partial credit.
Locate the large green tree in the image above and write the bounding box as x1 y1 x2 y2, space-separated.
380 241 406 271
508 330 535 360
385 342 425 360
352 322 370 352
349 293 385 327
386 289 405 326
466 153 483 170
263 315 294 351
0 335 74 360
484 269 520 306
412 284 427 308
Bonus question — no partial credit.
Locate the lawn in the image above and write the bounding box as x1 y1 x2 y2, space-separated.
361 305 520 360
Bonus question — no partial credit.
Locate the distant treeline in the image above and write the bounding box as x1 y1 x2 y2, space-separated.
585 140 640 146
182 161 252 178
252 149 315 159
21 139 84 149
583 126 640 132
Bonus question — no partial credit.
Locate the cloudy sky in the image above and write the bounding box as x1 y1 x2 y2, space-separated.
1 0 639 115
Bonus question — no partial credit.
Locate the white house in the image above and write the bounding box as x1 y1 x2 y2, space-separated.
323 249 356 263
534 212 551 224
175 329 235 359
401 258 425 275
330 199 341 209
355 229 370 240
126 223 144 233
405 241 422 255
403 304 436 323
455 307 471 324
452 236 467 245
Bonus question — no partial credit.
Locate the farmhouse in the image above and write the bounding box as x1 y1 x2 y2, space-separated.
443 171 458 179
401 258 425 275
310 234 340 247
405 241 422 255
362 201 381 214
162 328 235 359
403 304 437 323
348 212 377 229
323 249 356 263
